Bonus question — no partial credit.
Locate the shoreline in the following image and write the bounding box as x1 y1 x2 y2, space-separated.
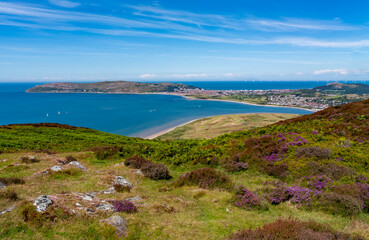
143 112 302 140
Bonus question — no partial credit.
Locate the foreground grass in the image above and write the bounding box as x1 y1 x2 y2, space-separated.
0 152 367 239
157 113 300 140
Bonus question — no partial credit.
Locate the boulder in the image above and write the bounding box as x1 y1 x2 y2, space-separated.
50 165 63 172
136 169 144 176
96 203 114 211
101 215 127 236
0 181 5 189
124 196 142 202
68 161 87 170
33 195 53 212
114 176 133 188
103 186 116 194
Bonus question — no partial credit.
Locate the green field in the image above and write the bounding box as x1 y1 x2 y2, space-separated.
158 113 300 140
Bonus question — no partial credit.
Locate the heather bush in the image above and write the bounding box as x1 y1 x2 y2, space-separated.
112 200 137 213
0 189 19 201
263 163 289 178
296 146 332 159
305 175 333 191
233 187 264 210
175 168 234 191
141 162 172 180
20 156 40 164
113 183 132 192
332 183 369 211
124 155 151 169
0 177 25 185
307 162 355 180
318 192 362 216
222 158 248 172
227 218 364 240
91 146 120 160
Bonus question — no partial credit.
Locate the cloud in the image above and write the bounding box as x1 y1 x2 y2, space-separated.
48 0 80 8
313 69 349 75
296 72 304 75
139 74 157 79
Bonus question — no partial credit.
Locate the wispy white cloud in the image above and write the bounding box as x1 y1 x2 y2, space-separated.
48 0 80 8
137 73 244 79
139 74 157 79
313 69 349 75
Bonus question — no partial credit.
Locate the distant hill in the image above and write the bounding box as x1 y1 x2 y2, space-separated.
26 81 200 93
313 82 369 94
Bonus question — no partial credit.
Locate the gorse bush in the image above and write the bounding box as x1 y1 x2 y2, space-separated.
296 146 332 159
175 168 233 191
226 218 365 240
124 155 151 169
141 162 172 180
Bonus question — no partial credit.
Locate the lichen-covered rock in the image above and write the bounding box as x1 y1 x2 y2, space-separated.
50 165 63 172
68 161 87 170
33 195 53 212
101 215 127 236
114 176 133 188
124 196 142 202
103 186 116 194
136 169 144 176
0 181 5 189
96 203 114 211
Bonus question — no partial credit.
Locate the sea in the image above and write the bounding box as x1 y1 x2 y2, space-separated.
0 81 363 138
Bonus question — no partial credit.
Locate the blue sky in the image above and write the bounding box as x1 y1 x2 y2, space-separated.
1 0 369 82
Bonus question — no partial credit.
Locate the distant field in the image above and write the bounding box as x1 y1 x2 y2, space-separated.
157 113 301 140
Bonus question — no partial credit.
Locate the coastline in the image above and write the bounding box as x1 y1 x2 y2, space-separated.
143 112 303 140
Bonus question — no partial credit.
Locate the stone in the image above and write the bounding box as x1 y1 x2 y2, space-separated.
136 169 144 176
50 165 63 172
0 181 5 189
114 176 133 188
0 206 15 216
33 195 53 212
68 161 87 170
101 215 127 236
124 196 142 202
103 186 116 194
96 203 114 211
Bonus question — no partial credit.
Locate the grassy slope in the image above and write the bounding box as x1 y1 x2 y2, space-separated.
158 113 300 140
1 100 369 239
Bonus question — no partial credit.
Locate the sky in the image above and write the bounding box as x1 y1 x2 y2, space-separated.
1 0 369 82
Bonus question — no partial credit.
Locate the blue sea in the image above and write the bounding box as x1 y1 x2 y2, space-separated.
0 81 354 138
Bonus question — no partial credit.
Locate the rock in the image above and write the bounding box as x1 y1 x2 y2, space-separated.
75 203 82 207
0 206 15 216
50 165 63 172
68 161 87 170
101 215 127 236
0 181 5 189
33 195 53 212
103 186 116 194
29 156 36 160
136 169 144 176
124 196 142 202
78 193 94 201
86 208 95 213
96 203 114 211
114 176 133 188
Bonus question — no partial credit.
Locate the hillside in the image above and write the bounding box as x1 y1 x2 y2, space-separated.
313 82 369 95
156 113 300 140
26 81 199 93
1 100 369 239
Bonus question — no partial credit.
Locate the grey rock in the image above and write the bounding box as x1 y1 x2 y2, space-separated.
114 176 133 188
136 169 144 176
68 161 87 170
103 186 116 194
29 156 36 160
0 181 5 189
33 195 53 212
124 196 142 202
0 205 15 216
96 203 114 211
101 215 127 236
86 208 95 213
79 194 94 201
50 165 63 172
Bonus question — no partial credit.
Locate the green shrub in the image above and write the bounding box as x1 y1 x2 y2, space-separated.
91 146 120 160
175 168 233 191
